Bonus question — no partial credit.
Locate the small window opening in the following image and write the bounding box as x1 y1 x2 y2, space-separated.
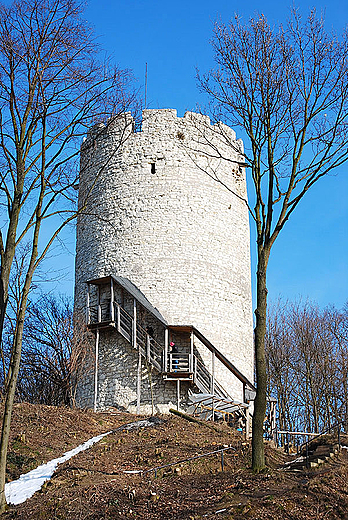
151 163 156 174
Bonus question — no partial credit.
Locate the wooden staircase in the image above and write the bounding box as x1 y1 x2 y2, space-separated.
86 275 255 421
282 426 345 472
283 442 341 471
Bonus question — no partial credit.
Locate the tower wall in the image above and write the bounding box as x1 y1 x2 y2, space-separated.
75 109 254 409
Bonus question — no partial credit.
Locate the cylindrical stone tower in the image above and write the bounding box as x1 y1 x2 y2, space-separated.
75 109 253 412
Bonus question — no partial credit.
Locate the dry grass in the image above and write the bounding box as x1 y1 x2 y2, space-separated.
2 403 348 519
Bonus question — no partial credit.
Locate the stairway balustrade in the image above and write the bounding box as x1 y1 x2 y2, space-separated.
86 276 255 410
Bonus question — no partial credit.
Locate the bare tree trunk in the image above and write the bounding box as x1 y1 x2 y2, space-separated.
0 178 41 511
252 247 269 472
0 183 25 396
0 284 7 352
0 203 22 362
0 281 9 391
0 270 32 512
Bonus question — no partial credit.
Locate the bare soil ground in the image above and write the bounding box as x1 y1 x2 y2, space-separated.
2 403 348 519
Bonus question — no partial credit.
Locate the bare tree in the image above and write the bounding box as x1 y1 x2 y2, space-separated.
329 303 348 431
0 243 35 396
266 299 348 442
18 295 94 407
1 247 93 407
0 0 138 510
266 301 298 434
197 10 348 470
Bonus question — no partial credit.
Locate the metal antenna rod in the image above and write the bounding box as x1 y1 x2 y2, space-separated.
145 62 148 108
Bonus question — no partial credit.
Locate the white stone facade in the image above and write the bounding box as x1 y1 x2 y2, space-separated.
75 109 254 411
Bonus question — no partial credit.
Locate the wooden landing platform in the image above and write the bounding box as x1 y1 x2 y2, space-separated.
163 372 193 381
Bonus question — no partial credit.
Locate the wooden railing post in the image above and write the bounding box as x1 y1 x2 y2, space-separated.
97 285 101 322
245 406 251 439
110 278 115 322
211 351 215 394
137 346 141 414
164 328 169 372
86 284 90 325
190 331 194 372
147 335 151 362
117 303 121 332
270 399 277 441
133 299 137 349
93 329 99 412
132 298 141 413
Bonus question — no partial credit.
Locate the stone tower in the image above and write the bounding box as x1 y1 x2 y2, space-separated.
75 109 254 413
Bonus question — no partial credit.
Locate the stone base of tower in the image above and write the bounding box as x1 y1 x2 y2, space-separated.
75 275 255 419
75 331 193 414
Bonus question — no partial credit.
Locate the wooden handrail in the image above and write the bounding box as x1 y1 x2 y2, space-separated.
192 327 256 391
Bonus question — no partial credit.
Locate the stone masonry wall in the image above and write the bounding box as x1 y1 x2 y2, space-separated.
75 109 254 411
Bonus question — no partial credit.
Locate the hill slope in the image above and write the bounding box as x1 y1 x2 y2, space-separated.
2 403 348 519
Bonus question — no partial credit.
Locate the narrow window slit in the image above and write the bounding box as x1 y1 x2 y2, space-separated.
151 163 156 174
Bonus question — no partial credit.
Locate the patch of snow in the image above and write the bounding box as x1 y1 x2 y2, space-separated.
283 456 304 465
116 416 163 432
5 417 164 506
5 431 111 505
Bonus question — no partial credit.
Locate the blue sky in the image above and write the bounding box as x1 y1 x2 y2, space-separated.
55 0 348 309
